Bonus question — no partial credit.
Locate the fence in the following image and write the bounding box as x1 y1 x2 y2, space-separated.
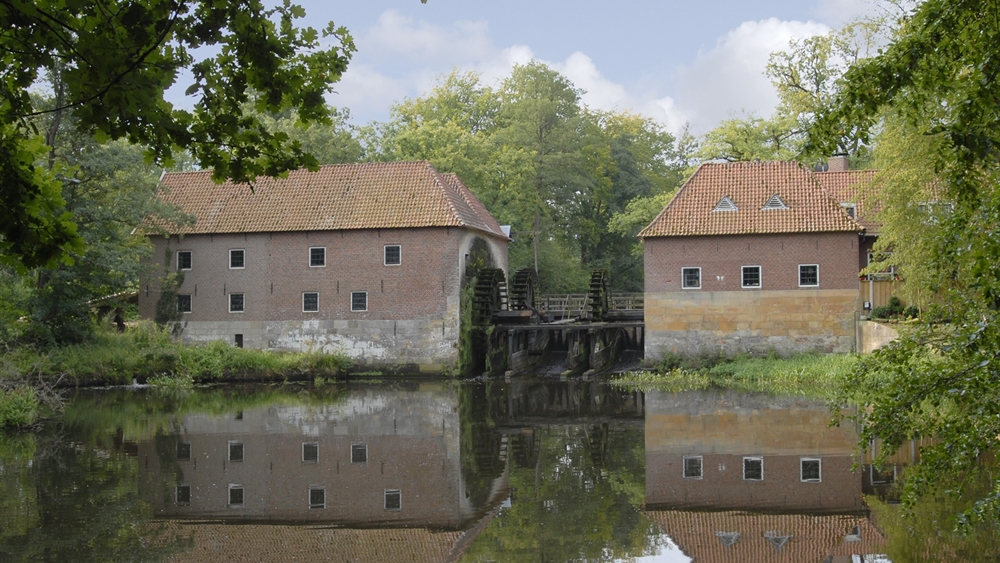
860 278 905 310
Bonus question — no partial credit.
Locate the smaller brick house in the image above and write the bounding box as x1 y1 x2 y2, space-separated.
139 161 509 372
639 161 865 359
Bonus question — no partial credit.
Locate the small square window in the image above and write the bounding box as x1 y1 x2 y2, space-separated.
683 456 703 479
351 291 367 312
229 293 245 313
384 489 401 510
841 202 857 219
309 247 326 267
229 441 244 462
303 442 319 463
177 250 192 270
230 249 245 269
177 442 191 461
176 485 191 505
682 267 701 289
177 294 192 314
384 245 401 266
799 264 819 287
302 292 319 313
743 457 763 481
742 266 761 288
309 487 326 509
228 485 244 507
801 458 821 482
351 443 367 464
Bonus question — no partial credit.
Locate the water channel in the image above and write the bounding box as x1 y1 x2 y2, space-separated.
0 378 899 562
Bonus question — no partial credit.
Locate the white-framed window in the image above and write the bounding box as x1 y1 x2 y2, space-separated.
177 442 191 461
177 250 192 270
384 489 402 510
799 264 819 287
229 293 245 313
351 291 368 312
302 292 319 313
177 294 192 313
176 485 191 506
302 442 319 463
228 484 244 507
309 487 326 509
681 267 701 289
309 247 326 267
384 244 401 266
870 464 896 484
741 266 761 288
743 456 763 481
683 456 703 479
229 441 244 462
801 458 821 482
351 443 367 464
840 202 857 219
229 249 245 269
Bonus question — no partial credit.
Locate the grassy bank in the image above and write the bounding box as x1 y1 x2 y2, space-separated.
0 322 351 427
612 353 859 398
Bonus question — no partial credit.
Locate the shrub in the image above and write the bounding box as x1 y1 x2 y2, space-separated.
0 385 38 428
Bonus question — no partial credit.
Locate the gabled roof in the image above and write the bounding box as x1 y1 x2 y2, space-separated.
638 161 863 238
814 169 879 233
148 161 507 239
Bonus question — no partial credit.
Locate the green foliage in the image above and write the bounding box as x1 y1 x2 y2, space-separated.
813 0 1000 526
872 296 906 320
0 0 354 270
0 385 37 428
868 463 1000 562
616 354 858 398
366 66 686 293
1 322 350 385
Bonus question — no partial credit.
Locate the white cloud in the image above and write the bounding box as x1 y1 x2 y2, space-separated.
330 63 407 119
672 18 830 135
361 10 494 65
552 52 632 113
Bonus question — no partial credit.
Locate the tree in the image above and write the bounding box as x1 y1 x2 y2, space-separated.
0 0 354 271
814 0 1000 528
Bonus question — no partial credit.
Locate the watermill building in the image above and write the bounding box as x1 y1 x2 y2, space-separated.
138 161 509 373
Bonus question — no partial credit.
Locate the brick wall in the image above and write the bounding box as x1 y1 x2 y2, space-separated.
643 232 860 358
138 227 508 371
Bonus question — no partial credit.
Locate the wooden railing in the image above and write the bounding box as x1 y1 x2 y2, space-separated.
538 293 644 318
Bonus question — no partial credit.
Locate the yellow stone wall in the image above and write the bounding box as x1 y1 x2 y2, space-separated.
645 289 858 359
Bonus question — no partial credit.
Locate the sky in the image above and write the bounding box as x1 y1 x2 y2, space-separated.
264 0 886 136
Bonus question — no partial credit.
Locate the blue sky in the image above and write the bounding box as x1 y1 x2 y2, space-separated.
276 0 884 135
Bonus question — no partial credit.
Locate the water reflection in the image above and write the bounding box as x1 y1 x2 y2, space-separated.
0 381 899 562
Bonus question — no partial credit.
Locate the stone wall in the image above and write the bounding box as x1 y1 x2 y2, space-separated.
139 227 507 372
857 320 899 354
645 289 859 360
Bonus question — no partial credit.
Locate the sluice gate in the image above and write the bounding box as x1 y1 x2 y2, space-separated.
471 268 644 376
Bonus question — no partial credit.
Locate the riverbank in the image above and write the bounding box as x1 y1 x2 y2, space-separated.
611 353 859 398
0 322 351 427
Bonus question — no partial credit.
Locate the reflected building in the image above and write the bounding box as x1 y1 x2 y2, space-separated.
137 383 508 562
643 389 887 561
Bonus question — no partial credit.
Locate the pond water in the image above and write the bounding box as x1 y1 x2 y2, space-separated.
0 378 899 562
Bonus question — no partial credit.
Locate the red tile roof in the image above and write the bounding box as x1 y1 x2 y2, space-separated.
638 161 864 238
644 510 885 563
814 170 880 233
148 162 507 239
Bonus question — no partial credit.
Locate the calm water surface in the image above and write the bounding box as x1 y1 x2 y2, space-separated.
0 379 896 562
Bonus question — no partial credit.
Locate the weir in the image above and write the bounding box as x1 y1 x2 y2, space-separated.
471 269 645 376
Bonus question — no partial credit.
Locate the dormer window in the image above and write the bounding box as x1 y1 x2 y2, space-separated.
713 196 738 212
840 203 857 219
762 194 788 210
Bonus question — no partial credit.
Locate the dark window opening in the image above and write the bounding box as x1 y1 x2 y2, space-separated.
384 245 401 265
742 266 761 288
310 247 326 267
234 334 243 348
801 458 821 482
309 488 326 509
682 267 701 289
351 443 367 464
176 485 191 505
229 486 244 507
230 249 245 269
177 294 192 313
351 291 367 312
303 443 319 463
177 442 191 461
229 441 244 462
177 251 192 270
799 264 819 287
683 456 703 479
229 293 245 313
303 292 319 312
384 489 401 510
743 457 763 481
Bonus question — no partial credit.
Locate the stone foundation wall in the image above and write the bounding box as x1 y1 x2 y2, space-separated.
175 296 460 373
645 289 858 360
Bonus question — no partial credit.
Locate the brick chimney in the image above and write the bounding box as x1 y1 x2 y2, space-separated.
827 154 849 172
